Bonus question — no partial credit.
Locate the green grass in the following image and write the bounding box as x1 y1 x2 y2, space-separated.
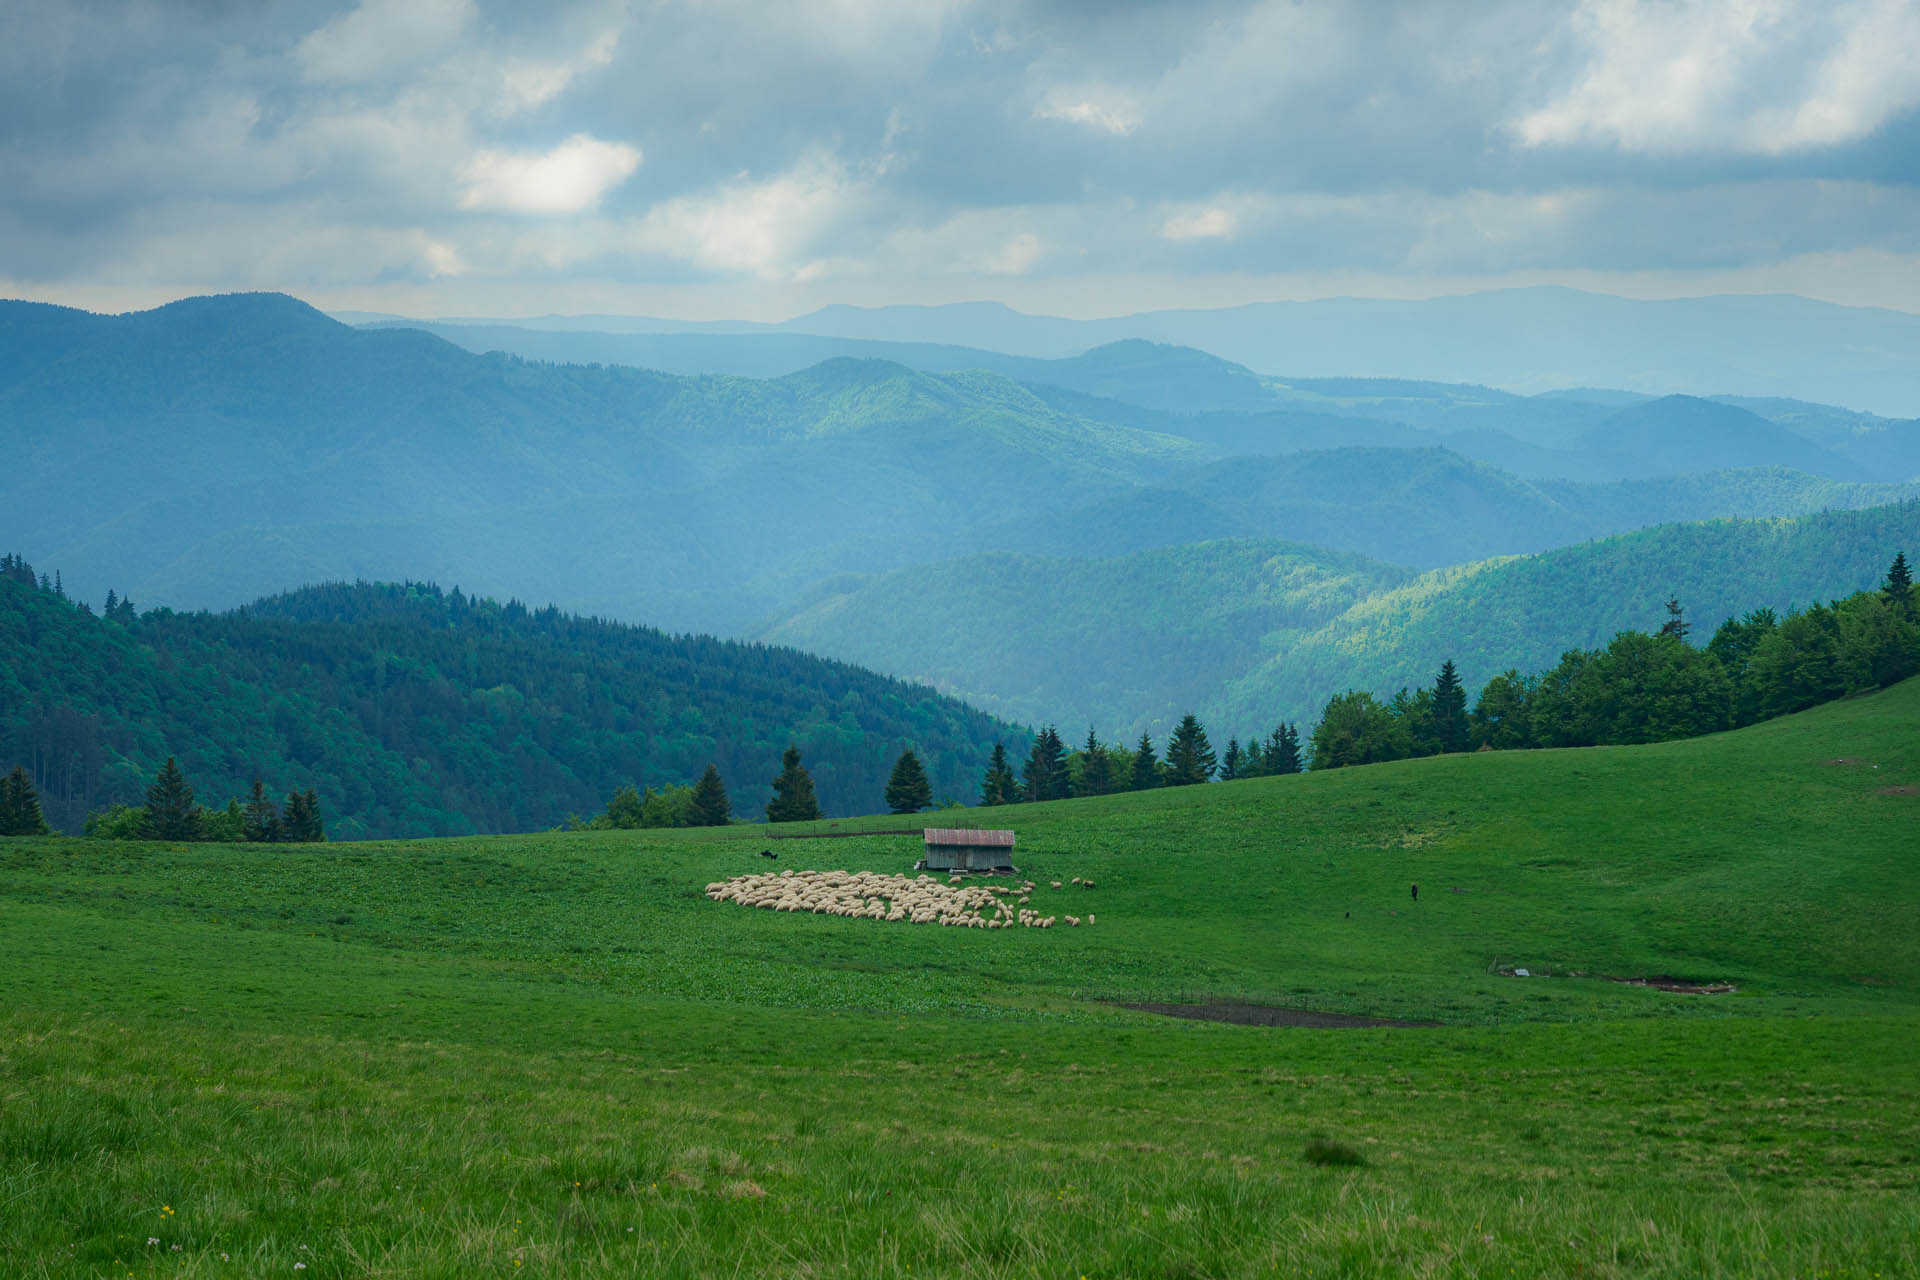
3 680 1918 1276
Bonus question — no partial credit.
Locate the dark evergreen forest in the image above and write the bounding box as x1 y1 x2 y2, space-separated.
0 560 1024 838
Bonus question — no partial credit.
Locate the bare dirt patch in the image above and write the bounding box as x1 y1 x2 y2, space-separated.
1876 784 1917 796
1606 975 1737 994
1108 999 1437 1028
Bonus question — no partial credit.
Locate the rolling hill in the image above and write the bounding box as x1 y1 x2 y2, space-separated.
763 501 1920 740
4 674 1916 1273
0 568 1027 838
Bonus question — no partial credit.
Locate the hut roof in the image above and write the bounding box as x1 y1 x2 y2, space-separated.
923 827 1015 848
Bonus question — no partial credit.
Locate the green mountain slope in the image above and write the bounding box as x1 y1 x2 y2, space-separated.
761 502 1920 740
761 539 1412 734
1216 501 1920 732
969 449 1919 570
0 570 1027 838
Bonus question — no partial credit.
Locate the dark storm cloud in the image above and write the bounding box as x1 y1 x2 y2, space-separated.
2 0 1917 309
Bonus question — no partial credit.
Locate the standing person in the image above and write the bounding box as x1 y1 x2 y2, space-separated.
1411 883 1419 902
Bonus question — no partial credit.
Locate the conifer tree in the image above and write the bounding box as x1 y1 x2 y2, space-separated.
1432 659 1470 753
979 743 1019 806
1077 728 1113 796
1886 552 1913 611
1022 726 1070 802
1164 713 1217 786
689 764 731 826
103 589 118 618
1658 597 1690 640
1129 731 1161 790
765 745 821 822
1271 723 1303 775
242 778 281 842
1 766 52 835
884 749 932 814
142 757 204 841
279 788 325 842
300 788 325 841
1220 738 1242 781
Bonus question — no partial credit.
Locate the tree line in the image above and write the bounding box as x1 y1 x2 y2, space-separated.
976 717 1305 805
0 755 326 842
1307 554 1915 768
971 552 1915 798
573 744 939 830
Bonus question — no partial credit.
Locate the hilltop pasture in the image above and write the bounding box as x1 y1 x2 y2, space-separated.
2 680 1917 1277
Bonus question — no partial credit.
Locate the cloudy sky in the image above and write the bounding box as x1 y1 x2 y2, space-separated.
4 0 1918 319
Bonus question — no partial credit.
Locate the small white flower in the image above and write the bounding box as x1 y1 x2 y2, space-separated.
148 1238 160 1246
295 1265 306 1271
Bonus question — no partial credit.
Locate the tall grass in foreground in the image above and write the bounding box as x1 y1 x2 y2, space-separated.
3 1012 1916 1278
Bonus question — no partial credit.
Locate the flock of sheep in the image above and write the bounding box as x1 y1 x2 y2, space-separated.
704 868 1097 930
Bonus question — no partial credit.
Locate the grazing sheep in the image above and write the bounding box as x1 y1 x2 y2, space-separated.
1050 881 1062 889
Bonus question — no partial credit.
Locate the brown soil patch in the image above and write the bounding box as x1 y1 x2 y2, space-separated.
1876 784 1917 796
1108 999 1437 1028
1607 975 1736 994
1824 756 1863 765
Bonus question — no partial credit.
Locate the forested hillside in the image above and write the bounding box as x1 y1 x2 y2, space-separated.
1217 502 1920 735
767 502 1920 741
0 565 1023 838
7 294 1916 640
763 540 1411 734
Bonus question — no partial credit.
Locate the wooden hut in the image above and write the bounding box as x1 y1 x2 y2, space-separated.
918 828 1016 873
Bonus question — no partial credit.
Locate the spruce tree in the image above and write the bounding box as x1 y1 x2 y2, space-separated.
1 766 52 835
1220 738 1242 781
1885 552 1913 611
979 743 1019 806
689 764 731 826
1274 723 1303 774
142 757 204 841
1077 729 1113 796
1432 659 1470 753
883 749 933 814
1658 597 1690 640
1165 713 1217 785
1129 731 1161 790
242 778 281 842
1022 726 1070 802
765 745 821 822
279 789 325 842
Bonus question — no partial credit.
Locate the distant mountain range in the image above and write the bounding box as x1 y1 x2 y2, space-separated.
9 294 1915 639
341 285 1920 417
356 321 1920 484
8 291 1920 746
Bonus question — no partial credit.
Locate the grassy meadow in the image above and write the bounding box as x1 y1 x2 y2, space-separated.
3 679 1918 1277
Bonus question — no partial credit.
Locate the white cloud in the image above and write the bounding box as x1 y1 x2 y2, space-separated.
981 233 1041 275
296 0 475 84
1514 0 1920 153
1161 207 1236 241
1035 90 1142 136
631 152 865 278
459 134 642 215
499 26 622 114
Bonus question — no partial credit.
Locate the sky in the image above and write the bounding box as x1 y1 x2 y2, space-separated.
3 0 1919 321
